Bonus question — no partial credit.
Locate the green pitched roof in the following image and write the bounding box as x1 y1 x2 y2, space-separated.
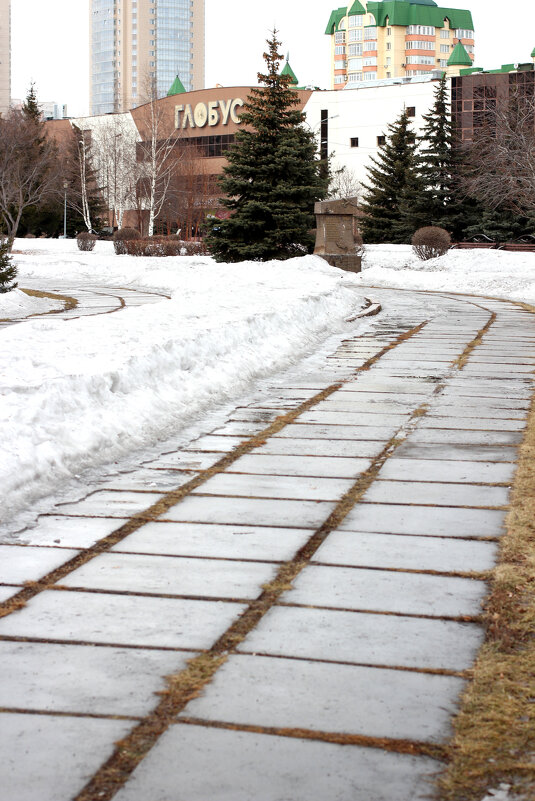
348 1 366 13
167 75 186 96
448 41 472 66
325 6 347 34
366 1 473 30
531 46 535 58
281 58 299 86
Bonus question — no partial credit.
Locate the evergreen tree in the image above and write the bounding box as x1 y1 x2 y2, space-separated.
206 32 328 262
22 82 42 123
0 239 17 293
360 109 422 244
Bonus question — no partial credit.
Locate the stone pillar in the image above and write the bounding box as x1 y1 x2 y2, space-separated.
314 198 362 273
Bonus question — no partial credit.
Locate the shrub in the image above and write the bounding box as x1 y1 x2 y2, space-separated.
113 227 141 254
122 238 183 257
76 232 97 252
412 226 451 260
24 233 36 239
181 240 208 256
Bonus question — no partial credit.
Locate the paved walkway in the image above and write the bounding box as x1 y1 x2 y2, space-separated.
1 287 534 801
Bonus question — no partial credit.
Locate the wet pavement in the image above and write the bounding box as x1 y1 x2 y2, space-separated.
1 286 534 801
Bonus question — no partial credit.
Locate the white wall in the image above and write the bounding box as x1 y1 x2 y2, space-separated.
304 79 441 190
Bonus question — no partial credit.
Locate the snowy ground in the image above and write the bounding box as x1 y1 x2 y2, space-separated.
1 239 367 525
0 288 64 318
360 245 535 305
2 239 534 528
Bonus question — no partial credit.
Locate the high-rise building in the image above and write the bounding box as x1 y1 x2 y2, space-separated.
0 0 10 114
89 0 205 116
325 0 474 89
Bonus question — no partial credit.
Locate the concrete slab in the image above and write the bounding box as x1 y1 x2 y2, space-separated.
0 641 195 716
144 452 223 470
420 417 526 432
427 405 527 420
0 545 79 584
273 423 397 441
283 564 486 617
0 590 244 649
61 552 276 599
113 522 313 561
409 429 523 446
314 530 498 572
342 379 437 395
340 503 505 537
212 422 269 437
114 723 441 801
378 459 515 484
1 515 122 548
180 654 465 743
316 398 418 413
364 480 509 508
240 605 484 670
98 468 196 491
161 496 333 529
230 408 285 422
227 453 373 478
433 396 530 410
192 473 354 501
256 437 384 458
0 713 132 801
298 411 408 426
54 490 164 517
184 435 245 452
394 442 518 463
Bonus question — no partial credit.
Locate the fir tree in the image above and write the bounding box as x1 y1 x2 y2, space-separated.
22 82 42 123
0 239 17 293
360 110 422 244
206 32 328 262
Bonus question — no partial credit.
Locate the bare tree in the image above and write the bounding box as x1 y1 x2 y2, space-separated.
96 115 139 230
136 76 180 236
328 164 361 201
0 110 57 245
461 92 535 216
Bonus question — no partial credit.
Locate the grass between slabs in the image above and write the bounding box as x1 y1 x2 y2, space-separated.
439 377 535 799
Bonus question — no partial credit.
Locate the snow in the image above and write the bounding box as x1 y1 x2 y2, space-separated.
1 239 366 525
0 288 64 318
359 245 535 305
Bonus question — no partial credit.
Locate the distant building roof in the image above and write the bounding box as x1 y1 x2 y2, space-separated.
326 1 474 33
281 57 299 86
448 41 472 66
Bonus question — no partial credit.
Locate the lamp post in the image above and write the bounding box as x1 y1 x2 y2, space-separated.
63 181 68 238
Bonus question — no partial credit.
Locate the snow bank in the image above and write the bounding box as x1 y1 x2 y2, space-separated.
0 288 64 318
1 241 364 522
359 245 535 305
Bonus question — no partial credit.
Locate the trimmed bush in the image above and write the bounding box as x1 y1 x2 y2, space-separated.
76 232 97 252
113 227 141 255
412 226 451 260
122 238 183 257
181 240 208 256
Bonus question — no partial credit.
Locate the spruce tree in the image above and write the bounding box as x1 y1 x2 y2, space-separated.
206 32 328 262
360 109 422 244
0 239 17 293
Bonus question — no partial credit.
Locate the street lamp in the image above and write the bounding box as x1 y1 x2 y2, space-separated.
63 181 68 238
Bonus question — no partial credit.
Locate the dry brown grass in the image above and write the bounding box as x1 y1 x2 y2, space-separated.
21 287 78 312
438 394 535 799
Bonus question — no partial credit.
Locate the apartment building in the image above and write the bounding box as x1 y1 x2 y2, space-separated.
0 0 10 114
90 0 205 116
326 0 474 89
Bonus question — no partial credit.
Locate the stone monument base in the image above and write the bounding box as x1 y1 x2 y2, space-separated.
319 254 362 273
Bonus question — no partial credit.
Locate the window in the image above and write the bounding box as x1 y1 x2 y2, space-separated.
440 44 450 53
405 69 432 76
377 135 386 146
455 29 474 39
350 137 359 147
364 41 377 51
406 106 415 117
348 28 363 42
364 27 377 40
347 72 362 82
335 45 346 54
386 42 391 50
387 27 391 35
335 31 346 44
440 29 450 38
406 40 434 50
363 71 377 81
363 56 377 67
386 56 391 65
406 55 434 65
406 25 435 35
338 18 346 29
334 75 346 84
348 15 363 27
439 59 448 67
386 71 391 77
348 43 363 56
348 57 363 70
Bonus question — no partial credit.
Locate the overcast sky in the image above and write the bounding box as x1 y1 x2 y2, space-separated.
11 0 535 117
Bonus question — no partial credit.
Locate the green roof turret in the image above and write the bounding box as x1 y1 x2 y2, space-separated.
448 41 472 66
281 56 299 86
167 75 186 96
